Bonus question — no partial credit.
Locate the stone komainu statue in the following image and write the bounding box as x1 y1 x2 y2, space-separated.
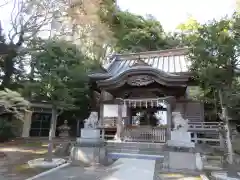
172 112 189 131
84 112 99 128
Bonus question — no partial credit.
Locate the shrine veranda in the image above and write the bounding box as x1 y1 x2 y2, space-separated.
88 48 223 145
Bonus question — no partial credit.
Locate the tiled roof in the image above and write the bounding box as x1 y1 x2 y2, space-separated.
107 48 190 76
89 48 191 79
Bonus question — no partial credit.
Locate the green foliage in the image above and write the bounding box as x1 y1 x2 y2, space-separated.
0 88 29 141
188 18 237 87
0 119 14 142
183 14 240 120
0 88 29 120
31 39 90 113
99 1 180 52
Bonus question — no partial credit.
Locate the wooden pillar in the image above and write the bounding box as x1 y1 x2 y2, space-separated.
166 103 172 141
219 132 225 149
99 90 104 139
125 107 131 125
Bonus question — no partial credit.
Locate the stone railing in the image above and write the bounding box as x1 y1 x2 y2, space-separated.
122 126 167 143
188 122 220 131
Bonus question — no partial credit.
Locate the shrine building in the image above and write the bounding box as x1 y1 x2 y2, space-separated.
88 48 205 142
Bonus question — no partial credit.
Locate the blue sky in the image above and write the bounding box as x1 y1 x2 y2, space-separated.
0 0 237 32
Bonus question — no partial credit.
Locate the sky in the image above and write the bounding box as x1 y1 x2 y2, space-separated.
117 0 236 31
0 0 237 33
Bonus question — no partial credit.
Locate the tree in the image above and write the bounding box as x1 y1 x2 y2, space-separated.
176 17 202 47
185 15 240 165
31 39 90 161
100 9 170 52
0 0 60 89
61 0 115 62
99 5 177 53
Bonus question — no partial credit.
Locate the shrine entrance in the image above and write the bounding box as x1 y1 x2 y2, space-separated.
112 97 174 143
130 106 167 126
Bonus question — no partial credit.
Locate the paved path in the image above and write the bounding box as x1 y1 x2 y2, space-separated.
34 158 156 180
103 158 155 180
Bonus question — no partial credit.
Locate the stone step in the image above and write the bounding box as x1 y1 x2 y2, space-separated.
108 152 164 160
107 148 165 155
106 141 164 149
107 145 164 150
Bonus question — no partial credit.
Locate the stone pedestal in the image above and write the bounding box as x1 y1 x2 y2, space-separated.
167 131 195 148
163 131 203 172
70 128 107 166
169 151 196 170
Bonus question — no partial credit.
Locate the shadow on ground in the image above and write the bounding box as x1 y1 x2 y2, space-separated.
0 140 61 180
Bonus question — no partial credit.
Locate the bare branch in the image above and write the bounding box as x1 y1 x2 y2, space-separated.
0 0 10 8
7 0 58 44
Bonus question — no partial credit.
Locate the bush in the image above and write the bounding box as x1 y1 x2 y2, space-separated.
0 119 15 142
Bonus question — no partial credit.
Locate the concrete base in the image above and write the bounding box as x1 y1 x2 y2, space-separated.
168 151 197 170
163 151 203 172
81 129 100 139
76 137 103 145
28 158 66 168
71 128 107 166
70 145 107 166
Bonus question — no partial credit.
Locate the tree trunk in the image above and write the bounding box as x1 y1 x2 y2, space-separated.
2 54 15 88
45 105 57 162
218 90 233 164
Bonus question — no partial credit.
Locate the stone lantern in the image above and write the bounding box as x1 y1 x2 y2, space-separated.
58 120 71 138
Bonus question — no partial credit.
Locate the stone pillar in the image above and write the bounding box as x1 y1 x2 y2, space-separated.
166 103 172 141
193 132 198 143
115 99 123 141
22 110 33 138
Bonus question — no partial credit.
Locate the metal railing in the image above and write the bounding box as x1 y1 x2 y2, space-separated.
122 126 167 143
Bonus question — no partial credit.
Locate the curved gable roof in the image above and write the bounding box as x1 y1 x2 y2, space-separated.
89 48 191 80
